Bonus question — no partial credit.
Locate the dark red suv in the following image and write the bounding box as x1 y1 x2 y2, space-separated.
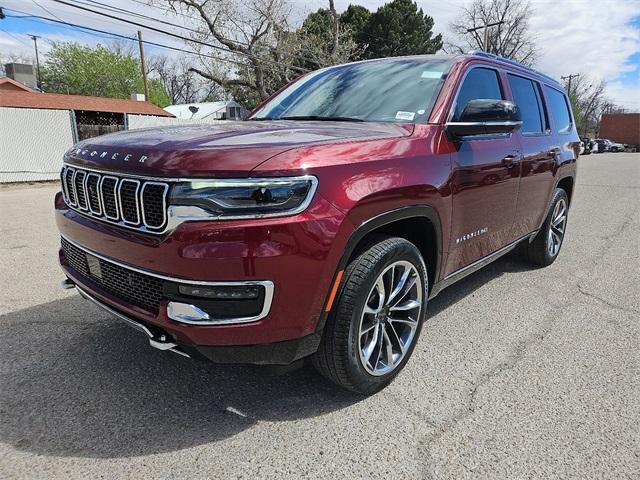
56 52 578 394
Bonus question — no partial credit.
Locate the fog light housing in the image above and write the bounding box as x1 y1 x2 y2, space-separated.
177 285 260 300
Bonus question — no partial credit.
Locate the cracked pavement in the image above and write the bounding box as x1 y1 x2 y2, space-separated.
0 153 638 479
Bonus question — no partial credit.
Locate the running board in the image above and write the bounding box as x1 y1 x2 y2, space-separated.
430 231 538 298
70 282 191 358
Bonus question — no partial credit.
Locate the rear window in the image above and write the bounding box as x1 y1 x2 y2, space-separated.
508 74 546 134
455 68 503 119
544 86 572 133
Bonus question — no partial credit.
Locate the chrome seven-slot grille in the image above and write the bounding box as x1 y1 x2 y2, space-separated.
61 237 163 313
61 165 169 232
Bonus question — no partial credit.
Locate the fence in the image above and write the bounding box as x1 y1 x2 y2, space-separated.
0 108 237 183
0 107 75 183
127 114 230 130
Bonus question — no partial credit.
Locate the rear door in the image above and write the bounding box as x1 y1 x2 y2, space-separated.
507 73 557 237
445 66 522 276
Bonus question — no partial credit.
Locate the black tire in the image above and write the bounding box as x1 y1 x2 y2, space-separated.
312 237 428 395
522 188 569 266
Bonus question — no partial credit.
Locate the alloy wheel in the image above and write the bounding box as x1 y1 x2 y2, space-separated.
357 260 423 376
547 198 567 257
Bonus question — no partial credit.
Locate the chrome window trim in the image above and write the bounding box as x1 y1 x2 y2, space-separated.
99 175 120 221
446 64 506 125
86 172 103 216
140 181 169 229
62 234 274 325
117 178 141 225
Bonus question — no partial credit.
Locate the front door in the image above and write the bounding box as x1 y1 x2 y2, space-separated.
444 66 521 276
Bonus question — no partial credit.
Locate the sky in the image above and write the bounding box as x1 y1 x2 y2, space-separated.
1 0 638 109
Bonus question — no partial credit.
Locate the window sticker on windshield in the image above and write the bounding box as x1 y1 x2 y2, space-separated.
395 111 415 121
421 70 443 79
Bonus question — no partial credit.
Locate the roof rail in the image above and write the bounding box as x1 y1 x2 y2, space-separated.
467 50 561 87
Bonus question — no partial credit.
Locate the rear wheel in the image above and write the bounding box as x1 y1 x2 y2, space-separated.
522 188 569 266
313 237 428 395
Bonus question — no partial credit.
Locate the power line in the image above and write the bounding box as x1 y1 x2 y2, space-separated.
69 0 321 66
0 28 33 48
4 10 304 74
50 0 309 72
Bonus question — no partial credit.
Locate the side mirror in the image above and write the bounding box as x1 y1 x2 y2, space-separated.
446 99 523 137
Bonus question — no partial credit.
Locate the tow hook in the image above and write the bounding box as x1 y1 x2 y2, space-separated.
61 278 76 289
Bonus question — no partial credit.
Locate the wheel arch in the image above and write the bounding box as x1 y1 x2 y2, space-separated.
316 205 442 333
556 175 575 204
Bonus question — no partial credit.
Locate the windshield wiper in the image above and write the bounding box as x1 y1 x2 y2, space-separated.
279 115 364 122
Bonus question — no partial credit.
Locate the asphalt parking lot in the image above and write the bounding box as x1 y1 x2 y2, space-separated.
0 152 638 479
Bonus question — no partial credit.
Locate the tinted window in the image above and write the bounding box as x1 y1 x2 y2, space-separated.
544 86 572 133
455 68 503 118
508 74 545 134
250 58 454 123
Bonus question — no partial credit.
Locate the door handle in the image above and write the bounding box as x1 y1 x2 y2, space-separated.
502 155 517 168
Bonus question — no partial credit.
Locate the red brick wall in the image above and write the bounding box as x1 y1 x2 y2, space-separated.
599 114 640 146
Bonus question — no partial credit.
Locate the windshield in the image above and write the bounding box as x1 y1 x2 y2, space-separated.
249 58 454 123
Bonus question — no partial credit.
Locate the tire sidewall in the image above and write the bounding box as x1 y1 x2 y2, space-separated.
541 188 569 264
343 240 428 393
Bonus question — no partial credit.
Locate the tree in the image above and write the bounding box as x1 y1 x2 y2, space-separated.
156 0 361 108
149 55 222 104
297 4 359 69
562 75 608 136
359 0 443 59
157 0 309 107
40 42 170 107
340 4 371 58
448 0 537 66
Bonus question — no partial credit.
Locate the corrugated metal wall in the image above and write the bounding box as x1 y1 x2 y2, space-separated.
0 107 74 183
0 110 233 183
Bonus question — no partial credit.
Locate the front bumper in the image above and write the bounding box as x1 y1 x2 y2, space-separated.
68 280 321 364
55 191 351 362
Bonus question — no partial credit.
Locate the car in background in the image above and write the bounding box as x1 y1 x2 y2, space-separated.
579 138 591 155
605 139 625 152
593 139 608 153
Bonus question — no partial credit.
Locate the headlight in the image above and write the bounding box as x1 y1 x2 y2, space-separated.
170 176 318 218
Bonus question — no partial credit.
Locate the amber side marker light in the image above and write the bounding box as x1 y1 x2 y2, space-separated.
325 270 344 312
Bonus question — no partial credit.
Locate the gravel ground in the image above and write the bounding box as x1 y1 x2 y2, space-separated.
0 153 638 479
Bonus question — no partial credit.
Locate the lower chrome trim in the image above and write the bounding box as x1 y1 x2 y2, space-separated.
61 234 275 325
75 285 191 358
430 231 538 298
76 285 154 338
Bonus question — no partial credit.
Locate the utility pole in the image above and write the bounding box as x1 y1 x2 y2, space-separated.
30 35 42 90
467 21 505 53
137 30 149 102
561 74 580 94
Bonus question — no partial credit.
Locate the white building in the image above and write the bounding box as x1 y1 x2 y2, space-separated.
164 100 248 120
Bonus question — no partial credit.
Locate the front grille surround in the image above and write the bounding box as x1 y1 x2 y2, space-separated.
61 165 169 233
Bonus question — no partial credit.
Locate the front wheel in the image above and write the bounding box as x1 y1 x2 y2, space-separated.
312 237 428 395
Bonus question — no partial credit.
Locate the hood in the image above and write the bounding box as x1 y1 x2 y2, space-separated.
64 120 413 177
